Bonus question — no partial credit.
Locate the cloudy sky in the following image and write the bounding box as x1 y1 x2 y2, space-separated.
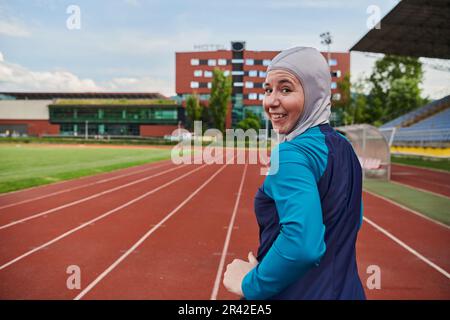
0 0 449 98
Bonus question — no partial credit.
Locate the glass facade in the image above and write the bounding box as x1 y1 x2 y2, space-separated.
50 106 178 124
231 94 244 126
50 105 181 136
60 123 140 136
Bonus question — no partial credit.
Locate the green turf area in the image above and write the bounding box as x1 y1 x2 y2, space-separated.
0 145 172 194
363 179 450 226
391 155 450 172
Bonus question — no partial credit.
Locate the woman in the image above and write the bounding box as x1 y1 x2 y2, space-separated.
223 47 366 300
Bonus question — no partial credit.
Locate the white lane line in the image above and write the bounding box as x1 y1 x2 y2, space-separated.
210 163 248 300
363 216 450 280
363 189 450 230
74 160 233 300
0 164 208 272
390 180 450 200
0 162 172 211
0 164 187 230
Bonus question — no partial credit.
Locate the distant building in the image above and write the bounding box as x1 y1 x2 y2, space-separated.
176 41 350 128
0 92 184 137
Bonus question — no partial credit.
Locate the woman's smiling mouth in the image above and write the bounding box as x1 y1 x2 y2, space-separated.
270 113 288 121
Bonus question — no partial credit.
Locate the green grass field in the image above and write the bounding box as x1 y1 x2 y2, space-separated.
364 179 450 226
0 144 172 194
391 155 450 172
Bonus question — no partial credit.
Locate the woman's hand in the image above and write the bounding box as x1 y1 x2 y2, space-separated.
223 252 258 297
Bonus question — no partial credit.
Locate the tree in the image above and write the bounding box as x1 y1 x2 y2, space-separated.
209 68 232 133
367 55 426 125
185 94 203 131
334 74 368 126
237 110 261 131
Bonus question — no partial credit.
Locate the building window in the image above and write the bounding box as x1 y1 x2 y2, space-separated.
329 59 337 66
231 71 244 76
258 94 265 100
262 59 271 66
259 71 267 78
245 81 254 88
191 59 199 66
190 81 199 88
207 82 212 89
234 82 244 87
224 70 231 76
331 70 341 78
204 71 213 78
246 59 254 65
231 59 244 64
248 93 258 100
332 93 341 101
331 82 337 89
193 70 202 77
218 59 227 66
208 59 217 66
248 70 258 77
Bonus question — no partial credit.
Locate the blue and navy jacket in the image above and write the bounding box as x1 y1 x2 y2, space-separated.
242 124 366 300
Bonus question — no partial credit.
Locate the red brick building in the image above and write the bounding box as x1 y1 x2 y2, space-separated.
176 41 350 128
0 92 183 137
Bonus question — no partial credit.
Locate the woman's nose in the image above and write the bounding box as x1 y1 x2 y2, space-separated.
265 92 281 108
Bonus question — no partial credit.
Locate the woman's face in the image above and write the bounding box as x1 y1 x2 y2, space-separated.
263 69 305 134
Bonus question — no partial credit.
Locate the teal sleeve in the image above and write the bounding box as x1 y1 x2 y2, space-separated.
241 147 326 300
359 199 364 230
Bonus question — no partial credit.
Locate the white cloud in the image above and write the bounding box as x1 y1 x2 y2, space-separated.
0 57 100 91
0 52 174 95
102 77 174 96
0 18 31 37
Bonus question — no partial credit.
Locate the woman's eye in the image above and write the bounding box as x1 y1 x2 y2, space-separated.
264 88 272 94
281 88 291 93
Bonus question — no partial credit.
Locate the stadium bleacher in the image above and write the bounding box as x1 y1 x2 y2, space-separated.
407 108 450 130
380 95 450 129
380 95 450 146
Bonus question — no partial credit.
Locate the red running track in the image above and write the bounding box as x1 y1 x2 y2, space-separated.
0 159 449 299
391 164 450 198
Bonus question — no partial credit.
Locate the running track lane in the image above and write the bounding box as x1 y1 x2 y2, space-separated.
0 161 448 299
357 191 450 299
391 164 450 197
216 163 263 300
0 164 202 267
0 162 216 299
77 161 246 299
362 192 450 272
357 221 450 299
218 166 450 299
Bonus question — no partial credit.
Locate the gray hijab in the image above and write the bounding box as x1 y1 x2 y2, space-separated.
267 46 331 141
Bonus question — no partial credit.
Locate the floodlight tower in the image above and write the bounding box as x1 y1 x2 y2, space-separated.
320 32 333 64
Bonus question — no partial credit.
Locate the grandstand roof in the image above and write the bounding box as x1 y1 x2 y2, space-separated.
0 92 167 100
350 0 450 59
